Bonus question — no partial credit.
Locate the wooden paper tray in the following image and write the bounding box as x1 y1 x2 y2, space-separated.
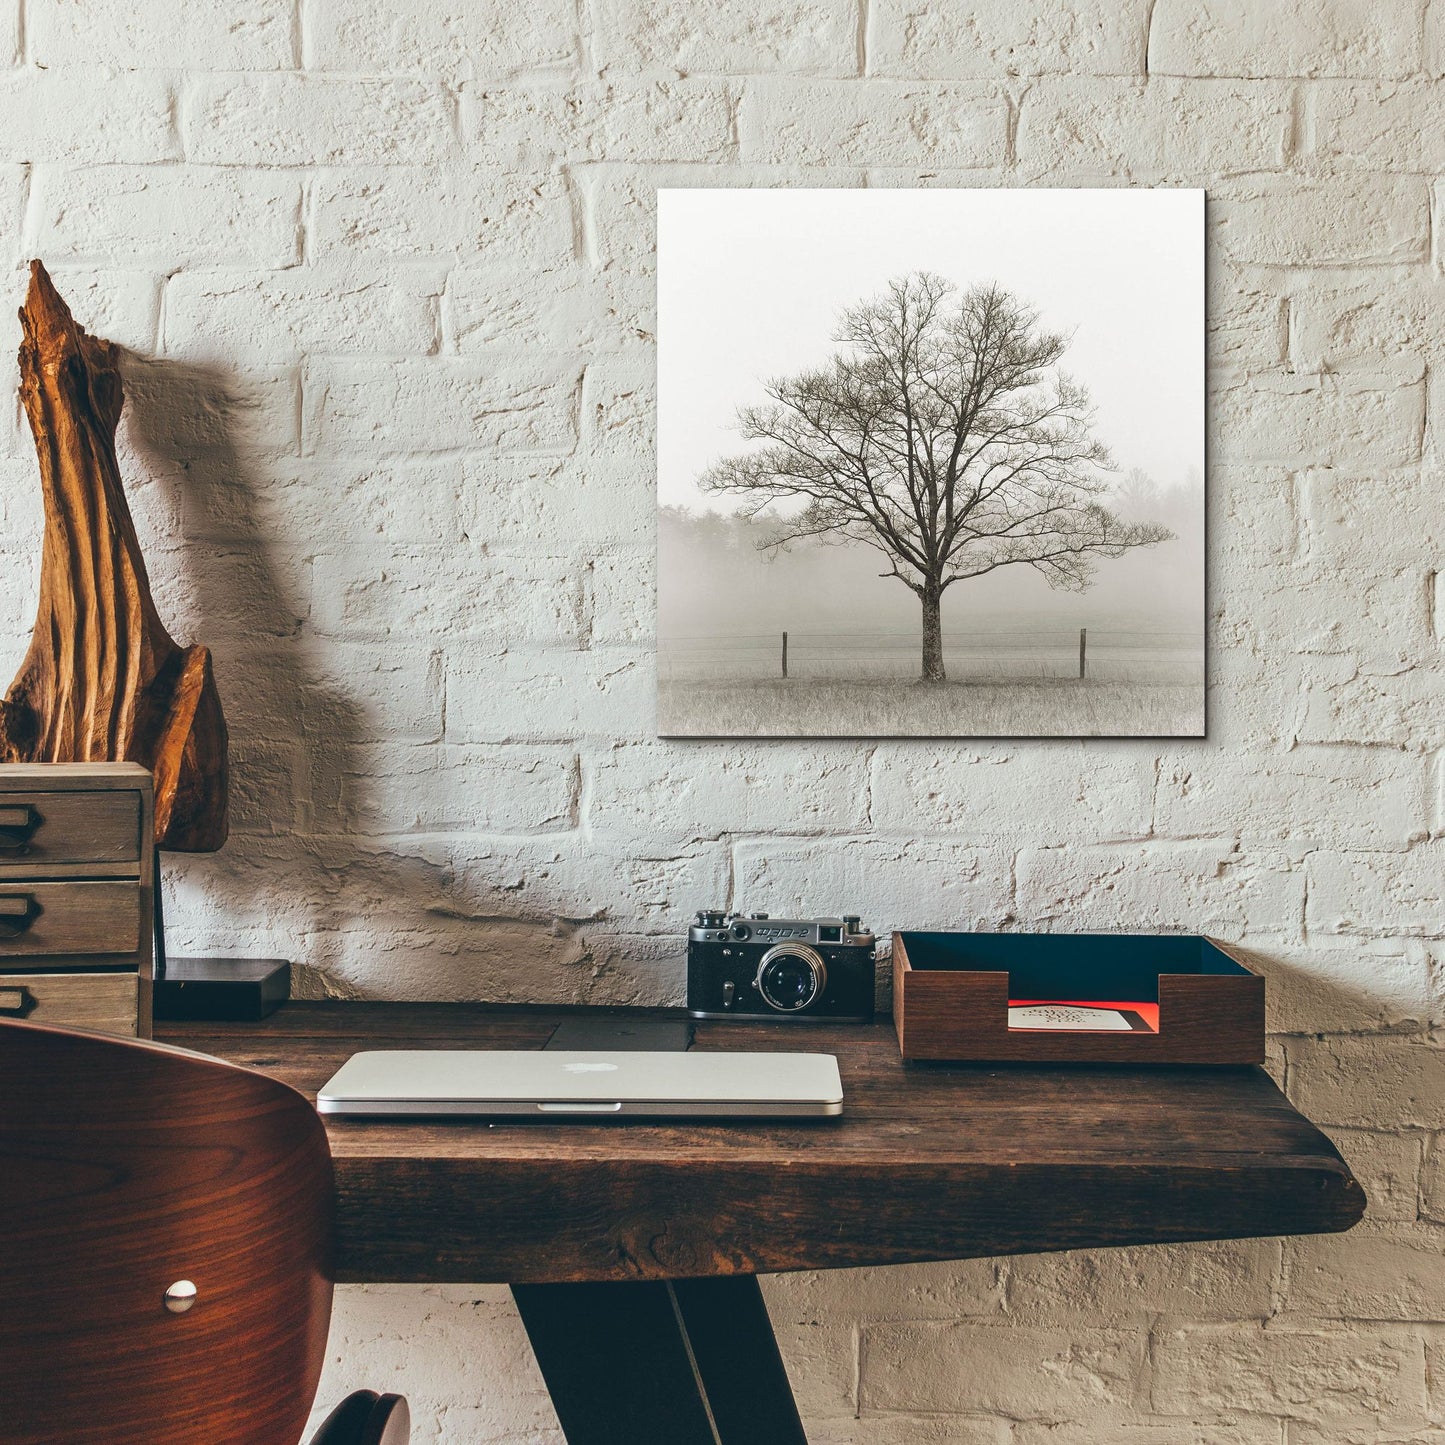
892 931 1264 1064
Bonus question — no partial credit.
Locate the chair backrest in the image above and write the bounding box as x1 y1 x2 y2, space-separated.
0 1018 335 1445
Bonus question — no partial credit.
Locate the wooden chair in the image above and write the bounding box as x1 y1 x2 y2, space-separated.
0 1017 411 1445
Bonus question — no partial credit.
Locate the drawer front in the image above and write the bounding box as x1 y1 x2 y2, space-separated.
0 882 142 957
0 972 139 1037
0 790 143 870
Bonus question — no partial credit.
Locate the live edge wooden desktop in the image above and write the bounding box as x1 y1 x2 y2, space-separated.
159 1003 1365 1445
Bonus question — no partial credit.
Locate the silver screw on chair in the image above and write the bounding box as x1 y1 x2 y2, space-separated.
163 1280 198 1315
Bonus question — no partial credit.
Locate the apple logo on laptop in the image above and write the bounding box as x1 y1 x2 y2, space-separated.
563 1061 619 1073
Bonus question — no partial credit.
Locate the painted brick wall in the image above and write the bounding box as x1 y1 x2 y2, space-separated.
0 0 1440 1439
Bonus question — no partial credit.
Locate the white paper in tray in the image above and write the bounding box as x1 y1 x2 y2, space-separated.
1007 1004 1134 1031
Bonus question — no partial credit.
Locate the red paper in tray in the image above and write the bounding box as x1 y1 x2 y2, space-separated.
1008 1000 1161 1033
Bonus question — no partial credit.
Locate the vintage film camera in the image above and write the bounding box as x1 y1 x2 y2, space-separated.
687 911 876 1022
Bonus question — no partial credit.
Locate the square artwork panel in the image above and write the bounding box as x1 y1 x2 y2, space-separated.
656 188 1205 738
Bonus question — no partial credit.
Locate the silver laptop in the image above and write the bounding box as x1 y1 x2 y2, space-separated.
316 1049 844 1119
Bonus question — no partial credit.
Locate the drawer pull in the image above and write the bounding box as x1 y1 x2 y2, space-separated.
0 985 34 1016
0 804 42 856
0 894 40 939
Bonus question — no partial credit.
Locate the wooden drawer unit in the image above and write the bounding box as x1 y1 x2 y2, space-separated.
0 764 154 1038
0 882 143 957
0 971 140 1034
0 788 142 869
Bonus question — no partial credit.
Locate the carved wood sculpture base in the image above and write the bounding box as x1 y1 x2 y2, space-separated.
0 261 227 851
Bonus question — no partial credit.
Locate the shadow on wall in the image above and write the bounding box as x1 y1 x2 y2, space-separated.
112 353 634 1002
117 352 369 993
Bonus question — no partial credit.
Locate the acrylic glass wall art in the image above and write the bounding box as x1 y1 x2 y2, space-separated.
656 188 1205 738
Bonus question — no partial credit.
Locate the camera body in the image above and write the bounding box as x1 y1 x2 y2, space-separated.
687 911 877 1022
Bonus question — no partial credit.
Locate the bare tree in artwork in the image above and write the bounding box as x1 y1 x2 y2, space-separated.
700 273 1174 682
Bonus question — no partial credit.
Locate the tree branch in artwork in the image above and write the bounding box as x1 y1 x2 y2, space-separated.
699 272 1174 682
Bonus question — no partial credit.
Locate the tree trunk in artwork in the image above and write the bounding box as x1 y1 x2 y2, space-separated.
0 261 228 851
920 583 946 683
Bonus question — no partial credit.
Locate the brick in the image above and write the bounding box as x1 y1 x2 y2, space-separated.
1210 373 1424 468
412 834 730 938
1422 1136 1445 1223
1208 264 1288 377
306 742 577 835
309 546 584 643
596 0 857 75
870 0 1147 78
1015 841 1305 940
302 639 445 743
1306 846 1445 938
309 166 576 266
1287 1033 1445 1129
586 740 872 845
31 0 291 68
1294 664 1445 757
0 69 177 163
1008 1239 1278 1323
1330 1127 1423 1222
586 547 654 646
306 0 575 77
303 357 580 457
767 1259 1005 1324
773 1319 860 1419
470 80 736 166
731 836 1015 931
444 647 651 741
1213 177 1429 267
1016 78 1291 179
456 455 654 550
860 1321 1143 1416
1151 1323 1427 1428
1303 468 1445 569
450 265 652 355
1314 81 1445 172
31 165 301 269
118 357 300 461
1284 1223 1445 1320
1149 0 1424 78
184 76 456 167
165 266 441 363
576 162 867 274
868 743 1157 845
1289 277 1437 380
1248 941 1435 1035
738 79 1010 166
184 459 464 548
580 351 654 466
1013 1422 1280 1445
1155 744 1425 850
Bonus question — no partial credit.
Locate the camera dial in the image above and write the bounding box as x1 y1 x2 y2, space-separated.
755 943 827 1012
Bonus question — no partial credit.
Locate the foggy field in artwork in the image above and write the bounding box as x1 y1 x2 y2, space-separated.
658 623 1205 737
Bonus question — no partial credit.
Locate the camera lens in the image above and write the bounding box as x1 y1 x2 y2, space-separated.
755 944 827 1013
730 921 752 941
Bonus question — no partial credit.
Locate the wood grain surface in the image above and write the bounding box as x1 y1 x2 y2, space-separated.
1 1018 333 1445
161 1003 1366 1285
0 265 227 852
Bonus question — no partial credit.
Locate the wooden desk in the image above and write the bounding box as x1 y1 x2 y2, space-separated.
161 1003 1364 1445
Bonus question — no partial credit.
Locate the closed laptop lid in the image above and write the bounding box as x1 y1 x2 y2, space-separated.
316 1049 844 1118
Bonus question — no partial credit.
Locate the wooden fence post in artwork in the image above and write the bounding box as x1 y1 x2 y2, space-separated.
0 261 228 851
1079 628 1087 680
782 631 788 679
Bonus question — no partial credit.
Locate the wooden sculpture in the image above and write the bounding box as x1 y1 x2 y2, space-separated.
0 261 227 851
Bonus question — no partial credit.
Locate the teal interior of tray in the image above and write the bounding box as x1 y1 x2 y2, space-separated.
898 932 1249 1004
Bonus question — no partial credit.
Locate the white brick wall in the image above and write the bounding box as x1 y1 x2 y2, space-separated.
0 1 1440 1440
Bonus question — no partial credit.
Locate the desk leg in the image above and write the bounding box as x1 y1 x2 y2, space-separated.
512 1277 809 1445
